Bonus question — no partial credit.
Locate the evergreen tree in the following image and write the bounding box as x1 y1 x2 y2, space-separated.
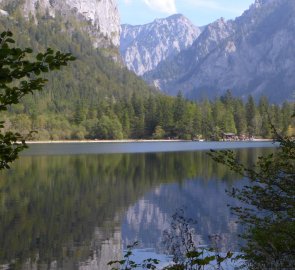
173 91 186 138
258 96 271 138
201 100 214 139
246 95 256 138
192 105 202 139
145 95 157 136
281 102 293 135
73 101 86 125
234 99 247 136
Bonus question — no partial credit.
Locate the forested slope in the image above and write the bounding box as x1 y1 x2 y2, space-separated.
0 10 293 140
0 10 159 140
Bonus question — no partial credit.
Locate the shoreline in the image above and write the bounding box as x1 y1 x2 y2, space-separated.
26 139 273 144
26 139 186 144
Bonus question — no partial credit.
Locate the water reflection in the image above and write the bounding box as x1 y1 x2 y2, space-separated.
123 179 244 253
0 145 275 269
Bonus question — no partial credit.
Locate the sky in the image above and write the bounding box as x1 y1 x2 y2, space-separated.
118 0 255 26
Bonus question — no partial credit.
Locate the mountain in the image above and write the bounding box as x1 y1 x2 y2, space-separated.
0 0 120 48
0 0 292 141
144 0 295 103
120 14 201 76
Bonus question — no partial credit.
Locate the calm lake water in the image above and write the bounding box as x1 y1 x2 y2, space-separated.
0 141 276 269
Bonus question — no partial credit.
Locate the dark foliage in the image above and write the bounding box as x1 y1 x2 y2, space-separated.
0 31 74 169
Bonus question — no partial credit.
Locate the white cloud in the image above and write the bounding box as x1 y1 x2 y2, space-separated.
143 0 177 14
183 0 244 14
123 0 133 4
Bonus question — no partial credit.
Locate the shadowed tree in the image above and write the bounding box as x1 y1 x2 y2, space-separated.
245 95 256 138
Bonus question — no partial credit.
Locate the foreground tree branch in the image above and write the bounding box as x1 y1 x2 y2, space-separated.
0 31 75 169
209 128 295 269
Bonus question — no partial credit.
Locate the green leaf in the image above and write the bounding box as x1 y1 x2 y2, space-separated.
40 66 49 72
5 38 15 44
36 53 43 61
45 55 54 63
25 48 33 53
34 69 41 75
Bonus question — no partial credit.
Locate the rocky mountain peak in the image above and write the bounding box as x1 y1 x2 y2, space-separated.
204 17 234 42
120 14 201 76
154 13 189 25
243 0 285 19
252 0 278 7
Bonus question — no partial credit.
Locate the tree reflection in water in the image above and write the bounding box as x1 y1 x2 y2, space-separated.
0 146 274 269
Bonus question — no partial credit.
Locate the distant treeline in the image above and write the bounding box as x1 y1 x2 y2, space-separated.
0 7 294 140
3 89 294 140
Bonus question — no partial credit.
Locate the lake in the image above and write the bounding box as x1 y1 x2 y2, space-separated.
0 141 276 269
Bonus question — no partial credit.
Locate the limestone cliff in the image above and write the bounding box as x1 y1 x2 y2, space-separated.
0 0 120 48
121 14 201 76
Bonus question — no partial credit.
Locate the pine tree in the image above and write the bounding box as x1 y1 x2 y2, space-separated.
258 96 271 138
246 95 256 138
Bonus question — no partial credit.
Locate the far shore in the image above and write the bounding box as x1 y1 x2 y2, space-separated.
26 139 273 144
26 139 187 144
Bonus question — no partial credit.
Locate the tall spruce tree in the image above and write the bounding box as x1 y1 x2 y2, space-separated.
246 95 256 138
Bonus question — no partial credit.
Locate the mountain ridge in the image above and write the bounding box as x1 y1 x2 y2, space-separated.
122 0 295 103
120 14 201 76
0 0 293 142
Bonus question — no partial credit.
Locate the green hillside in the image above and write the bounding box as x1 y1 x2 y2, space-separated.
0 10 293 140
0 10 161 140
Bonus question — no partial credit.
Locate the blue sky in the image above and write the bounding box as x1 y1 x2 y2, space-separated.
118 0 255 26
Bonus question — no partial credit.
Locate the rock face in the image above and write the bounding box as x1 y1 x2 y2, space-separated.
144 0 295 103
120 14 201 75
0 0 120 48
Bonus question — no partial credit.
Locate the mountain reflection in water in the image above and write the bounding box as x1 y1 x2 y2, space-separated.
0 143 275 269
